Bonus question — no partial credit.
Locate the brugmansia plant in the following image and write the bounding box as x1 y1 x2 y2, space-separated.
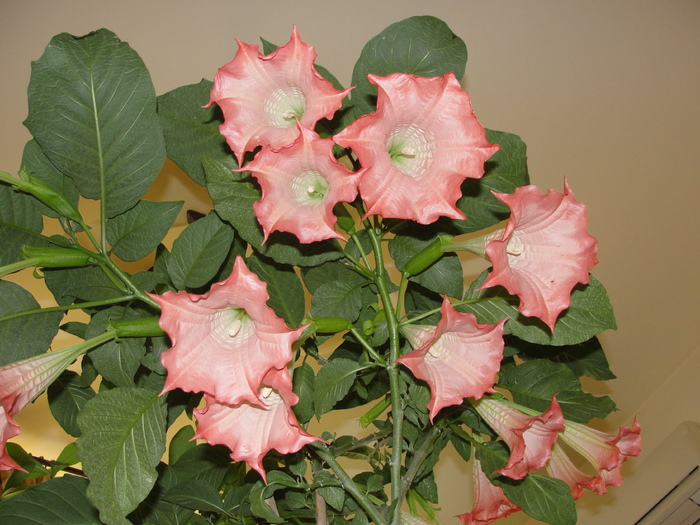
0 16 639 525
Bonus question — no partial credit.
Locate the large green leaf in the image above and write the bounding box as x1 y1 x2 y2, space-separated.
44 265 124 305
21 138 80 219
0 475 101 524
157 79 229 186
167 211 234 289
292 362 315 424
0 281 63 365
24 29 165 218
453 129 530 233
246 252 306 328
204 157 342 267
350 16 467 118
497 475 577 525
499 360 617 423
459 271 616 346
0 182 47 265
310 280 364 323
47 370 96 437
77 387 167 525
314 358 363 416
107 200 183 261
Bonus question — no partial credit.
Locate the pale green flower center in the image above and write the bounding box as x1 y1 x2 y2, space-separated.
290 171 329 206
427 336 446 358
387 125 432 178
214 307 252 342
266 87 306 127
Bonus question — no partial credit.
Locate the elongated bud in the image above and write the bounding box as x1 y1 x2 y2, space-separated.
109 317 165 338
312 317 352 333
12 168 83 222
21 245 94 268
402 234 453 277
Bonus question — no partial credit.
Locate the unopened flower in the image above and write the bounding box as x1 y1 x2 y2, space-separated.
149 256 307 407
473 397 564 480
555 417 641 495
0 344 89 470
478 181 598 331
243 122 362 243
334 72 499 224
457 457 520 525
193 368 320 481
397 298 505 422
210 26 351 164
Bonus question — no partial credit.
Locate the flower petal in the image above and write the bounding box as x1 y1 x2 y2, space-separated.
150 256 307 406
334 72 498 224
457 457 520 525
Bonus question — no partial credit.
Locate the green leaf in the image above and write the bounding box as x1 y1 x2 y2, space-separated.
247 252 305 327
77 387 167 525
314 358 363 416
249 480 285 523
515 336 616 380
167 211 234 289
453 129 530 233
302 260 368 294
0 475 101 524
47 370 97 437
310 280 364 323
168 425 196 465
85 306 148 387
460 271 616 345
205 157 342 267
163 480 230 514
499 360 617 423
496 474 577 525
21 139 80 220
0 280 62 365
0 182 47 265
107 200 183 261
24 29 165 218
292 362 315 424
44 265 124 305
351 16 467 118
158 79 229 186
389 230 463 299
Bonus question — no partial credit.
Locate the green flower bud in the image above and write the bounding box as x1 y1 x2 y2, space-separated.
21 245 94 268
402 234 453 277
110 317 165 338
312 317 352 333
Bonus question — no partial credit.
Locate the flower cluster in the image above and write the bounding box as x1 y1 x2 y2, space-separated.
149 256 319 480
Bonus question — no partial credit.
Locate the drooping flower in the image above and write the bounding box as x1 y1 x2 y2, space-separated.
242 122 362 243
0 344 88 470
546 442 596 500
193 367 321 481
457 457 520 525
149 256 307 407
209 26 351 164
397 298 506 422
555 417 641 495
333 72 499 224
472 397 565 480
477 181 598 331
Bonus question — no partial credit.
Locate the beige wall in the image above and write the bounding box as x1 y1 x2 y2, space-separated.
1 1 699 522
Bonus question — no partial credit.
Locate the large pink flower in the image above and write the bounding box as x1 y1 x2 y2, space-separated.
397 298 505 422
193 368 321 481
478 181 598 331
333 72 499 224
546 443 596 500
556 417 641 495
209 26 351 164
473 397 564 480
149 256 307 407
0 344 87 470
243 122 362 243
457 457 520 525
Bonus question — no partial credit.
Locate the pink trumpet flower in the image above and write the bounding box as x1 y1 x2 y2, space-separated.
457 457 520 525
243 122 362 243
193 367 321 482
473 397 564 480
397 298 506 422
334 72 499 224
555 417 641 496
478 181 598 331
209 26 351 164
149 256 307 407
0 343 88 470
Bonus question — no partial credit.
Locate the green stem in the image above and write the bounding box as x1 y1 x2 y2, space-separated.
331 426 392 457
365 224 404 523
0 296 139 324
310 442 387 525
349 327 386 365
397 425 441 504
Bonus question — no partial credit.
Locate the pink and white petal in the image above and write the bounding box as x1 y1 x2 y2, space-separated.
457 457 520 525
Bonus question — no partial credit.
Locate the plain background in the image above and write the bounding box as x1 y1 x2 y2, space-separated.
1 1 699 522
